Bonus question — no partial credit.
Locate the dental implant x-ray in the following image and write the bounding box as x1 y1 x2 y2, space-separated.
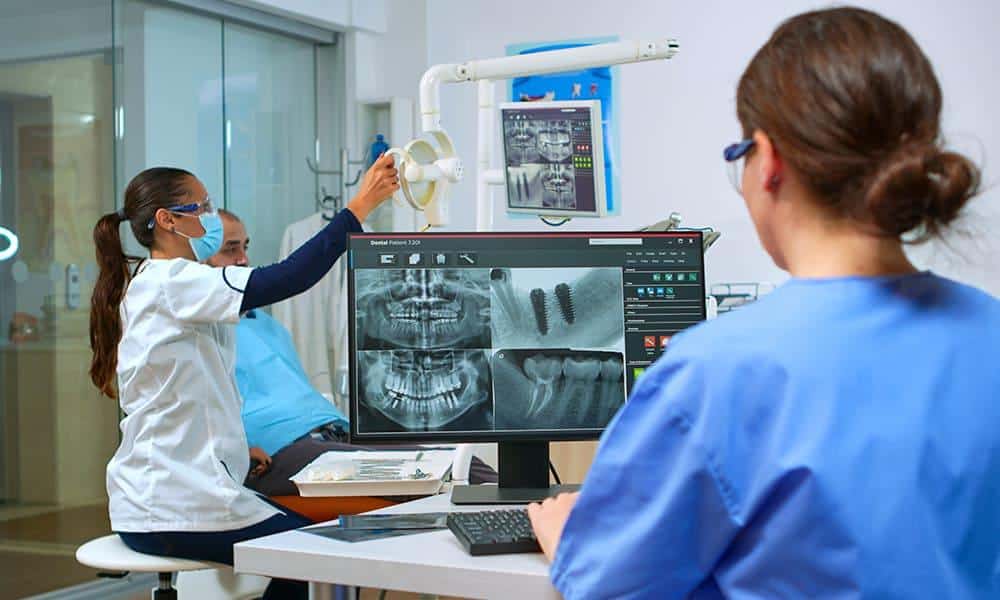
357 350 494 432
489 267 625 350
506 163 577 210
492 349 625 430
354 268 492 350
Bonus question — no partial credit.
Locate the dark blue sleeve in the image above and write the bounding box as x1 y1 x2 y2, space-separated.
239 208 362 312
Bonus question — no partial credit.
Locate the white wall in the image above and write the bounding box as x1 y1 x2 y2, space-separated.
424 0 1000 296
343 0 426 230
349 0 426 104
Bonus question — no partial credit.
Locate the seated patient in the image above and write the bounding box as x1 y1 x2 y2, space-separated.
209 209 495 495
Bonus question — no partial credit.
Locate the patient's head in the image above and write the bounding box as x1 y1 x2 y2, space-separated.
208 209 250 267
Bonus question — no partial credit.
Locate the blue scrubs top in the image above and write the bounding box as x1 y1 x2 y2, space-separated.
235 310 348 456
551 273 1000 599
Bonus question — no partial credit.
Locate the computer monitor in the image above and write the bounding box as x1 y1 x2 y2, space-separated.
347 231 706 502
500 100 607 218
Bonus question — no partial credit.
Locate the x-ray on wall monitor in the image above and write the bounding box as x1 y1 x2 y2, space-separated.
500 100 607 218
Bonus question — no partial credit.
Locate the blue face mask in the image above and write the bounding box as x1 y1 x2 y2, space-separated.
173 211 224 262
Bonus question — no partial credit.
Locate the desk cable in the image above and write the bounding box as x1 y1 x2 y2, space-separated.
549 461 562 485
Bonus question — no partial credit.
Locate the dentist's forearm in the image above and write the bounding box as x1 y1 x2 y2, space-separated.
239 208 361 312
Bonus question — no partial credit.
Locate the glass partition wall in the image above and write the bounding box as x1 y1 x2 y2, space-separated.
0 1 341 595
0 2 120 595
115 0 325 266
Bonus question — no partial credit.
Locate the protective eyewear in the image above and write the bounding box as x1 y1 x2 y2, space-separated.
147 198 216 229
723 139 755 195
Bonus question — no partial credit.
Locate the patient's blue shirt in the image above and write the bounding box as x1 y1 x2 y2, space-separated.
236 310 348 456
552 273 1000 599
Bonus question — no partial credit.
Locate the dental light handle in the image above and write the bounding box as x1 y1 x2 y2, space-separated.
385 147 417 211
404 158 463 183
384 135 462 228
384 148 407 193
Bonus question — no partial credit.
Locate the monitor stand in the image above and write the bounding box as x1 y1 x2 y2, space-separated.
450 441 581 505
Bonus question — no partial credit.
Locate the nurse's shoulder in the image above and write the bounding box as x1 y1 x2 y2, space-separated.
655 283 808 368
129 257 253 324
921 275 1000 323
136 256 236 280
630 285 799 424
124 257 215 300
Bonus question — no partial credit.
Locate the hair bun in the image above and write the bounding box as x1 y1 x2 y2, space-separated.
864 142 980 239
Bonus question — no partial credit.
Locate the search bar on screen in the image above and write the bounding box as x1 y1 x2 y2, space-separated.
589 238 643 246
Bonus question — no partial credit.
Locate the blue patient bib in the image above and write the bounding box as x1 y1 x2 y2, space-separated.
236 310 348 456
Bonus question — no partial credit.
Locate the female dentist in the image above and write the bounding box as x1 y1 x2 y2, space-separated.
89 154 398 599
528 7 1000 599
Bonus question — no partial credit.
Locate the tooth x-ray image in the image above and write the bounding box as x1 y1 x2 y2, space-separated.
357 350 493 432
504 115 578 210
505 119 541 164
355 268 491 350
536 120 573 162
505 119 573 166
507 164 577 210
490 267 625 350
492 349 625 430
541 164 576 209
500 102 604 217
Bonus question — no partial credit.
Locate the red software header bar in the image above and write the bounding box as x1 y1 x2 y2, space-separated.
350 232 701 239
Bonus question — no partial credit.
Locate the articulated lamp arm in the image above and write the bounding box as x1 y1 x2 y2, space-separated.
390 38 679 229
419 39 678 132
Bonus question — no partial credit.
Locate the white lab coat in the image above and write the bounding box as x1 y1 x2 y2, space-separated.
107 258 278 532
272 212 350 410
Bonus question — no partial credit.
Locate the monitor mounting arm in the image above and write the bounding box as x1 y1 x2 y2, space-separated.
388 39 679 231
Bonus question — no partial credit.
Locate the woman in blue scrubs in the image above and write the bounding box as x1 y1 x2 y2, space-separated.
528 8 999 599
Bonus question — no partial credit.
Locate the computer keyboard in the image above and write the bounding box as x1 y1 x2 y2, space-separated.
447 509 541 556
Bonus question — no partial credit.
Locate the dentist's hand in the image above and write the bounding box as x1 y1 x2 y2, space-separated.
348 153 400 222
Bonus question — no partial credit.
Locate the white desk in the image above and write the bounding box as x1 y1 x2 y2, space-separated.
234 492 560 599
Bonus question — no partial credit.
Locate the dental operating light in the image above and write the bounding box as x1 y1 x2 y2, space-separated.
385 38 679 229
385 130 462 227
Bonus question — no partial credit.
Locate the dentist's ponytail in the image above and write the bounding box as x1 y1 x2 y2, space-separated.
90 211 134 398
89 167 194 398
